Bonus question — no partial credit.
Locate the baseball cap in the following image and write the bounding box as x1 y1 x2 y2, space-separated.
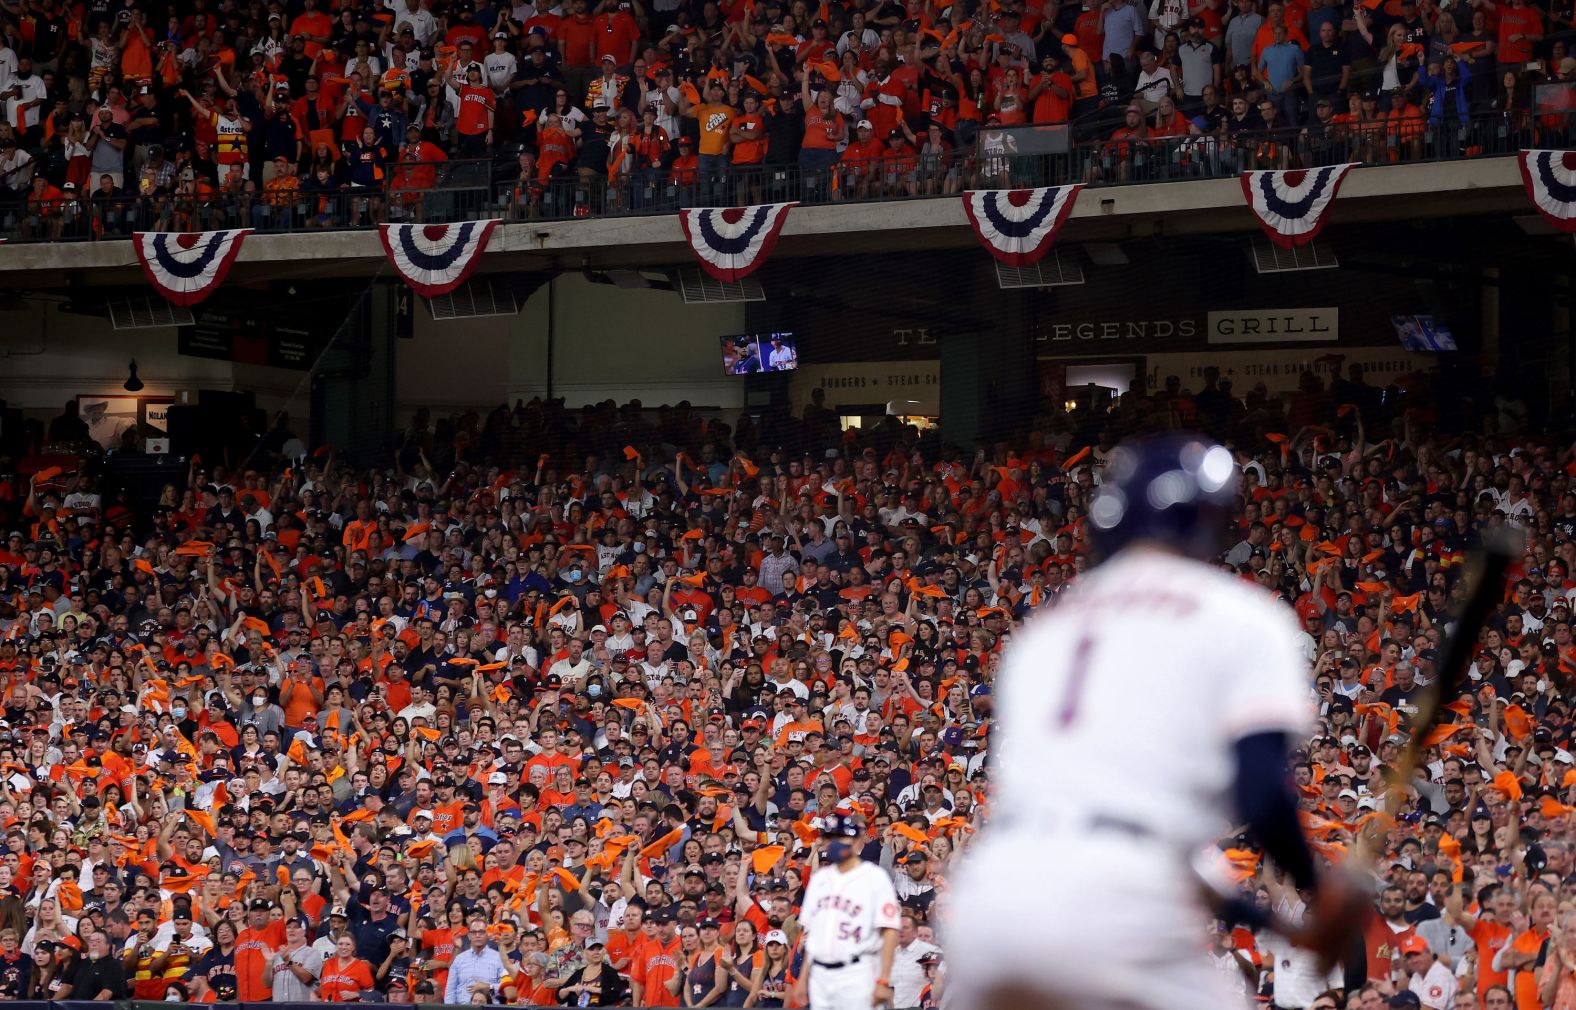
1061 32 1078 44
764 929 789 946
488 771 509 785
1388 993 1422 1009
413 808 434 821
1399 935 1429 955
856 119 873 130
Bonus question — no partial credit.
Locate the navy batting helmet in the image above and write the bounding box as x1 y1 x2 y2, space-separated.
820 813 863 838
1087 433 1239 561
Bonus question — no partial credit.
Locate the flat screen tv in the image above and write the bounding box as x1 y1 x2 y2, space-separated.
1391 314 1457 352
721 333 798 374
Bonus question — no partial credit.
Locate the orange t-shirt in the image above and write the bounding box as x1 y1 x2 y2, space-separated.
841 137 884 168
1031 70 1072 123
1066 46 1097 99
319 956 374 1002
555 14 597 66
631 935 683 1007
289 10 332 53
235 921 288 1000
428 801 463 836
692 103 735 156
1497 5 1542 62
281 676 326 727
731 112 767 163
538 126 576 173
120 29 153 80
801 108 843 150
1471 918 1513 997
422 927 458 996
605 929 646 974
1513 927 1550 1010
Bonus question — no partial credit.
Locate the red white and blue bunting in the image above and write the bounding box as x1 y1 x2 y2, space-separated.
1518 150 1576 233
678 203 798 282
961 186 1085 266
132 229 252 306
1239 164 1357 248
379 221 500 297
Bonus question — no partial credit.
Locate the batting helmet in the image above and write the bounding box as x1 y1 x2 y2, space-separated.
820 813 863 838
1087 433 1239 561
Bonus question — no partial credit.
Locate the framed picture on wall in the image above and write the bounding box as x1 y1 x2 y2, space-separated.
76 395 174 450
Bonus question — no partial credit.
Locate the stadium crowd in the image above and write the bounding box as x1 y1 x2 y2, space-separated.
0 365 1569 1010
0 0 1573 235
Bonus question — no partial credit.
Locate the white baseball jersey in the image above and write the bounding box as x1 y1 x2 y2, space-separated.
992 547 1312 851
798 861 901 963
1408 961 1459 1010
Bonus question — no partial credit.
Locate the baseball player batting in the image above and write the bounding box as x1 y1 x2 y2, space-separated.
791 813 901 1010
947 434 1364 1010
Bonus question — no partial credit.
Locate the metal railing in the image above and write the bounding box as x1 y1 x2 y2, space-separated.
0 111 1565 242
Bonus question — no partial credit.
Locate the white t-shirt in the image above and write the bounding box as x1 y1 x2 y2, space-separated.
392 5 437 43
798 861 901 963
1264 928 1342 1010
889 938 939 1008
484 51 517 94
991 547 1312 850
6 73 45 129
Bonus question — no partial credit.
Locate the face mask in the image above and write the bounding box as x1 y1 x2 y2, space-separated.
172 706 187 719
825 840 853 862
253 696 266 707
587 684 602 698
567 570 583 584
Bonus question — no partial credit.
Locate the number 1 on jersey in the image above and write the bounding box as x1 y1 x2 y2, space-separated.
1056 635 1094 728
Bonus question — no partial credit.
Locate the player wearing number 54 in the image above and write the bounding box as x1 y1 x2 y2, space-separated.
790 814 901 1010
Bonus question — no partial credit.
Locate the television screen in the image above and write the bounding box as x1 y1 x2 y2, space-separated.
720 335 764 375
721 333 798 374
759 333 799 372
1391 314 1457 352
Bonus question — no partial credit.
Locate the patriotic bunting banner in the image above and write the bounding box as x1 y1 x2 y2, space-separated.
132 229 252 306
379 220 500 297
678 203 797 282
1239 164 1357 248
1518 150 1576 233
961 186 1085 266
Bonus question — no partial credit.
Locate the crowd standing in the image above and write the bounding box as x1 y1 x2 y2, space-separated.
0 366 1571 1008
1 0 1573 234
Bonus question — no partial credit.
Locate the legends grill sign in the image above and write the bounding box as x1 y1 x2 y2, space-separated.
1205 307 1339 343
1026 307 1339 350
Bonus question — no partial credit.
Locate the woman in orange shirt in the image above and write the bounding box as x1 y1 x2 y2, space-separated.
318 934 374 1002
1148 94 1190 137
992 67 1028 124
421 908 465 998
797 75 845 178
